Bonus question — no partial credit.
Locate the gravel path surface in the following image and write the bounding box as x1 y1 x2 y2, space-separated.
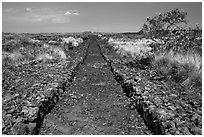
39 36 151 135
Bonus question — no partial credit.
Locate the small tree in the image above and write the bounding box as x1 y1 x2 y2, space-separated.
142 8 188 40
142 8 202 53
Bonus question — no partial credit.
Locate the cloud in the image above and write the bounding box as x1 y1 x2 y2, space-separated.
4 8 19 13
64 11 79 16
3 7 78 24
73 12 79 15
23 8 71 24
25 8 32 12
64 11 72 15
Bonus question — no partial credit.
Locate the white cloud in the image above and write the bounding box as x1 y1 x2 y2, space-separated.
64 11 79 16
64 11 72 15
21 8 71 24
73 12 79 15
26 8 31 12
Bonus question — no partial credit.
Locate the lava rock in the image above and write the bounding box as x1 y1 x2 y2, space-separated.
11 122 30 135
178 127 191 135
167 105 177 111
190 127 202 135
21 106 39 122
156 108 166 116
27 122 36 134
154 97 163 107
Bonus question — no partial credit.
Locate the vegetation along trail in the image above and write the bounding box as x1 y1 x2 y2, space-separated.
38 36 151 135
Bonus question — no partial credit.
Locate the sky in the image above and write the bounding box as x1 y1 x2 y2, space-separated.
2 2 202 33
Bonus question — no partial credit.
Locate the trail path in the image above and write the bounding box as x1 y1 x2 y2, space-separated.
39 36 151 135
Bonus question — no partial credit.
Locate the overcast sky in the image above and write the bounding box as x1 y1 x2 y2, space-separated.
2 2 202 33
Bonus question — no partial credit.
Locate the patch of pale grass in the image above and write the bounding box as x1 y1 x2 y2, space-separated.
2 51 10 59
53 47 67 59
43 43 50 48
155 50 201 73
109 38 155 58
8 51 24 61
36 44 67 60
114 42 152 58
61 37 83 47
175 52 201 72
153 50 202 88
36 53 53 60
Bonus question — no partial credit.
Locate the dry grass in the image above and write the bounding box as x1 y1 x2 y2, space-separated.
2 50 28 66
2 43 68 66
36 45 67 61
152 49 202 89
108 38 153 59
52 47 67 59
2 35 84 66
8 51 24 61
36 53 53 60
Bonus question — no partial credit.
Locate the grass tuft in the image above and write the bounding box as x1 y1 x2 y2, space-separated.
152 49 202 89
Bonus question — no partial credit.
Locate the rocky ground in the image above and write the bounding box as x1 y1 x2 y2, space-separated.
2 36 88 135
2 34 201 135
98 37 202 135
